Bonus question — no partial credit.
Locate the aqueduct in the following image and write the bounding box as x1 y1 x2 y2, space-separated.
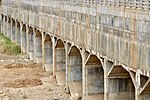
0 0 150 100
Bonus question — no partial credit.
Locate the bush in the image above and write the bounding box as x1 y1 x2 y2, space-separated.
0 34 21 55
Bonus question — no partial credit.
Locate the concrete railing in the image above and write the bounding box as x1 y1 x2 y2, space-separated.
52 0 150 9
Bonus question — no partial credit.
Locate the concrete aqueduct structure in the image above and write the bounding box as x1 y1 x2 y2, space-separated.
1 0 150 100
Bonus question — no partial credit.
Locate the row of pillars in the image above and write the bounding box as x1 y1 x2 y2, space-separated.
1 14 150 100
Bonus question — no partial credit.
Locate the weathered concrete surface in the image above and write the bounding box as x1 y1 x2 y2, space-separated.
21 24 27 53
44 35 53 71
28 28 34 60
1 0 150 100
69 55 82 97
56 47 66 85
35 31 42 63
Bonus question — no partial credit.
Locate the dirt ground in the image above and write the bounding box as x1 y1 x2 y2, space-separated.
0 54 70 100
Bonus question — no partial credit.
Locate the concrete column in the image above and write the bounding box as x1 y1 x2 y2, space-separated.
33 29 36 61
82 50 88 100
52 37 56 77
26 27 29 58
104 59 113 100
20 24 23 53
41 32 45 70
65 43 70 93
135 69 141 100
0 15 1 34
0 14 3 34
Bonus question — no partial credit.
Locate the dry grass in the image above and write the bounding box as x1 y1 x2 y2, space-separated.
0 34 21 55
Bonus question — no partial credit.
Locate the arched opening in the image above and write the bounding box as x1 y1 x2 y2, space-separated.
17 21 21 44
55 39 66 85
85 55 104 100
68 46 82 97
108 65 135 100
35 30 42 63
28 27 34 60
21 24 27 53
11 19 15 41
44 34 53 71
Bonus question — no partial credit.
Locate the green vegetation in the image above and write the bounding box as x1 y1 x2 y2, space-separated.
0 33 21 55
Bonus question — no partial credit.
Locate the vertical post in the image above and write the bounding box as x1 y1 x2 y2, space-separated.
0 14 1 34
103 58 110 100
26 26 29 58
42 32 45 70
33 28 36 61
3 16 5 35
6 17 10 37
65 42 70 93
81 49 87 100
53 36 56 77
10 19 13 41
135 69 141 100
0 15 2 34
20 23 23 53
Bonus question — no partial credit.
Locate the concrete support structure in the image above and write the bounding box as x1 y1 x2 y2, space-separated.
1 0 150 100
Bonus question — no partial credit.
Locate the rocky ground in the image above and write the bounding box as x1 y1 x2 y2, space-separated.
0 54 70 100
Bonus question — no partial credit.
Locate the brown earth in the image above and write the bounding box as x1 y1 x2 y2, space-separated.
0 54 70 100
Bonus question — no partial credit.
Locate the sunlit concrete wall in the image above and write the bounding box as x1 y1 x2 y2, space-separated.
1 0 150 100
